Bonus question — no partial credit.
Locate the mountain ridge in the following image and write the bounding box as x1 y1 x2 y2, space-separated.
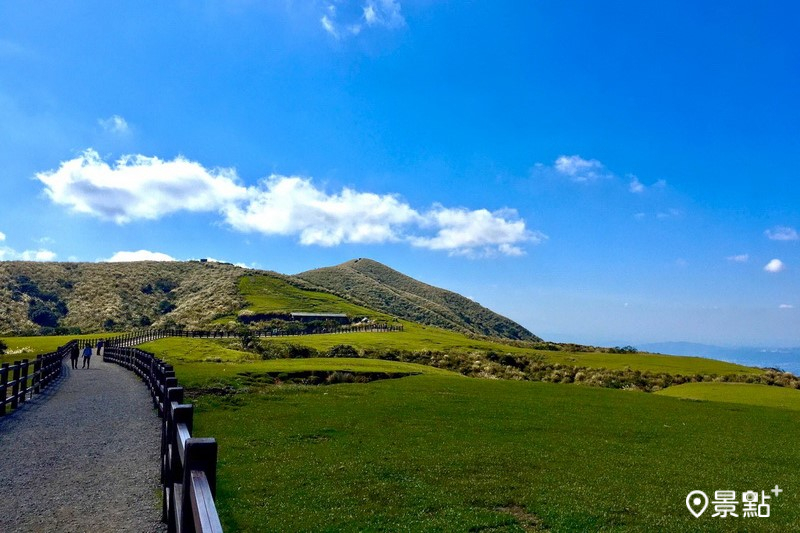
0 258 539 341
296 258 539 341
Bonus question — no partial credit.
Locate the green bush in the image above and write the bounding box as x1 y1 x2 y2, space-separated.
327 344 359 358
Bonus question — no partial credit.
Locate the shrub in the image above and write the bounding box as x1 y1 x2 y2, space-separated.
0 339 7 355
28 301 60 327
155 279 178 293
287 344 319 359
327 344 359 358
158 300 176 314
327 371 355 384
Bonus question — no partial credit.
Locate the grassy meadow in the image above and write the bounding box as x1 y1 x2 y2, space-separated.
135 336 799 531
236 275 391 321
656 382 800 411
0 333 118 364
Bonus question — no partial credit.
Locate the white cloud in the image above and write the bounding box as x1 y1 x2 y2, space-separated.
0 230 56 261
779 304 794 309
765 226 799 241
629 176 645 193
20 249 57 261
363 0 404 28
628 175 666 194
37 150 539 258
36 149 248 223
321 0 404 39
727 254 749 263
764 258 786 273
104 250 176 262
98 115 130 135
553 155 608 182
321 14 338 37
224 175 420 246
0 246 56 262
410 206 544 257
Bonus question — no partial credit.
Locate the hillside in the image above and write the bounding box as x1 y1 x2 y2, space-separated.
0 261 246 334
0 259 540 341
296 258 540 341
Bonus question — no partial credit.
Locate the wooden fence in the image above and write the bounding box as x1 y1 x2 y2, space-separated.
104 345 223 533
1 343 67 416
105 323 404 348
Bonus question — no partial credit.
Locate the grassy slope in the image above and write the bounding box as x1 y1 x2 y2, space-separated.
236 274 391 319
656 382 800 411
296 258 540 341
136 338 791 530
245 324 762 375
235 270 761 375
190 375 799 532
0 261 246 334
140 337 455 389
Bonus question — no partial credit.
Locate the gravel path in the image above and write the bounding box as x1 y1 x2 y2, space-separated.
0 353 166 533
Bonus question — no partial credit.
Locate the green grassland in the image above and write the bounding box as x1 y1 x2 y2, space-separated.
0 333 118 363
222 274 765 376
189 373 799 531
656 382 800 411
234 274 393 320
134 336 798 530
140 337 455 389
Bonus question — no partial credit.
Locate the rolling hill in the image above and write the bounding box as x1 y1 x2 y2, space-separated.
0 258 539 341
296 258 539 341
0 260 246 335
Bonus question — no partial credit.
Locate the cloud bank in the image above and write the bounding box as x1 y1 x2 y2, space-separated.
765 226 798 241
104 250 177 262
36 150 539 257
0 230 56 261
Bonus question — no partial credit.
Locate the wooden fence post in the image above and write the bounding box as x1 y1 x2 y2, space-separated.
0 363 8 415
33 356 42 395
182 438 218 533
10 362 20 410
20 359 29 403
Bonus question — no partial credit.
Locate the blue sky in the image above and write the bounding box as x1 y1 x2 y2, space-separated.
1 1 798 347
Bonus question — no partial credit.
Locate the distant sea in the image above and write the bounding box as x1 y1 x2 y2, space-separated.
639 342 800 375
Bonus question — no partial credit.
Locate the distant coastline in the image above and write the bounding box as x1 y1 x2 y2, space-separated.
639 342 800 375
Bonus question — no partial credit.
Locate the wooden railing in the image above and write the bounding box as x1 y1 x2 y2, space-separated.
104 346 223 533
1 343 67 416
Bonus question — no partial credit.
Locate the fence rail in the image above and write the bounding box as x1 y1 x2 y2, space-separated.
1 343 67 416
104 345 223 533
104 323 404 348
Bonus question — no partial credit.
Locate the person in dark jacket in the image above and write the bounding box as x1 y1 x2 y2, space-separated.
70 344 79 369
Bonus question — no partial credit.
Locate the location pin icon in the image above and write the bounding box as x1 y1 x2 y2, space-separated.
686 490 709 518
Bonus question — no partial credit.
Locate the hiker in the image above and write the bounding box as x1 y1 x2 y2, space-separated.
82 345 93 369
70 343 79 369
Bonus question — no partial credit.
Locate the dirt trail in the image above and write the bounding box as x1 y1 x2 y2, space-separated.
0 354 165 532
